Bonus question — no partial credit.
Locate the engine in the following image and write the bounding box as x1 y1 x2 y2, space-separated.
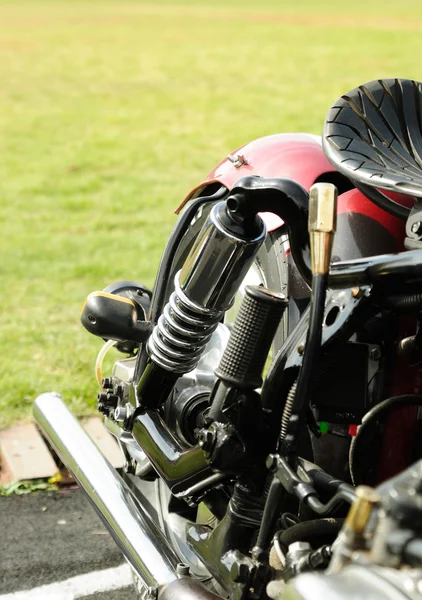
274 460 422 600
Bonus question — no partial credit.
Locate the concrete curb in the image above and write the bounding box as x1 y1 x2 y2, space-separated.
0 417 124 485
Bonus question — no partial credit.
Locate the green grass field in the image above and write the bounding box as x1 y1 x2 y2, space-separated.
1 0 422 428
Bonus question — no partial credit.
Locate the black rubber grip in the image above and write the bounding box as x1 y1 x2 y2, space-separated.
215 285 288 389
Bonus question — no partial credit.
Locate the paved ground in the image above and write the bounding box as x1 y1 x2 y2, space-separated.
0 488 137 599
84 591 135 600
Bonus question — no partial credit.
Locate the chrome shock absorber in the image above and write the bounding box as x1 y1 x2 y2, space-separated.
147 273 223 373
147 201 267 375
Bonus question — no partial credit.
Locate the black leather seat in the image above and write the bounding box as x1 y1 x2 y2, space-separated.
322 79 422 216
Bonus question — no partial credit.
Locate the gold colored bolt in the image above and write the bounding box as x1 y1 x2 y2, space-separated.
345 485 381 535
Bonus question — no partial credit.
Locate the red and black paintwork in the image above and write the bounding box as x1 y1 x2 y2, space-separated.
178 132 412 256
177 133 336 230
178 132 419 485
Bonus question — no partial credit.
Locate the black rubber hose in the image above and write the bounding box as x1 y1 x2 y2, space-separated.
277 518 344 554
350 394 422 485
383 293 422 311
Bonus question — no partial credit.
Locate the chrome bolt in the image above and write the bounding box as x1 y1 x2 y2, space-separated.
369 347 381 361
114 406 127 422
197 429 216 453
227 153 248 168
411 221 422 234
265 453 279 471
176 562 190 577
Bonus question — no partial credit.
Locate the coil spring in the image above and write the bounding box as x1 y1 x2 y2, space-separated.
147 273 223 374
279 379 298 444
263 379 298 499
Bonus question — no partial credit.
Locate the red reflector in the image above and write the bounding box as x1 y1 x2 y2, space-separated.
348 424 358 437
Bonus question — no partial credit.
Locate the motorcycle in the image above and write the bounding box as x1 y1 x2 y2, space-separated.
34 78 422 599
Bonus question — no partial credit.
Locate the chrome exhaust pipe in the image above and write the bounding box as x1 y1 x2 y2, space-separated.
34 393 224 599
33 393 179 591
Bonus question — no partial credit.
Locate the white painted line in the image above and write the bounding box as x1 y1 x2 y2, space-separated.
0 563 134 600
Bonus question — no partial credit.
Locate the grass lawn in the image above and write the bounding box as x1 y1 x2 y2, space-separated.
1 0 422 427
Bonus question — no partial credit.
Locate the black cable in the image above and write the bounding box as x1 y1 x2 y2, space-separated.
280 274 328 458
134 186 227 383
149 186 227 326
205 380 227 423
291 275 327 408
253 477 287 561
306 487 355 516
279 512 300 530
350 394 422 485
352 180 411 220
226 176 312 286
